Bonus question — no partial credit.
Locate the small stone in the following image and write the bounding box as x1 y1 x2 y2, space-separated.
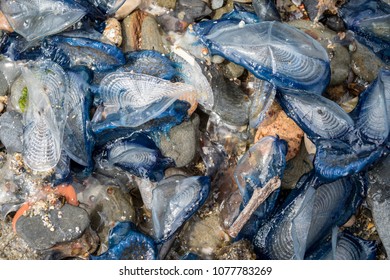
179 211 231 259
103 18 122 46
351 42 385 82
221 62 245 80
122 11 167 53
114 0 142 20
216 239 257 260
156 0 176 10
211 0 225 10
15 204 90 250
159 114 199 167
255 102 304 161
0 71 8 96
213 0 234 19
175 0 212 23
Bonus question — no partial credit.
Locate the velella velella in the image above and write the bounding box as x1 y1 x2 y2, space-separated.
0 0 86 41
41 35 126 72
92 72 196 129
96 132 174 182
119 50 179 81
276 69 390 181
253 172 366 259
193 19 330 93
339 0 390 63
90 221 157 260
305 231 377 260
152 176 210 243
62 68 94 167
22 60 69 172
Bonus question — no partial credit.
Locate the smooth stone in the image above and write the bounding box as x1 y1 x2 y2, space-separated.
122 11 167 53
103 18 122 46
255 102 304 161
159 114 200 167
216 239 257 260
213 0 234 19
15 204 90 250
179 211 231 259
288 20 350 86
221 62 245 80
351 42 385 82
157 0 176 9
141 15 167 53
115 0 142 20
175 0 212 23
211 0 225 10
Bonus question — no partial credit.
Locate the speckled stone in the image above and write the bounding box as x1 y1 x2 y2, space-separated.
15 204 90 250
351 42 385 82
255 102 304 161
103 18 122 46
159 114 200 167
157 0 177 9
216 239 257 260
179 211 231 259
122 11 167 53
221 62 245 80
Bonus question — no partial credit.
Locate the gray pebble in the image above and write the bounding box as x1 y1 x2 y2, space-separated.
159 114 200 167
0 72 7 96
175 0 212 23
351 42 385 82
15 204 90 250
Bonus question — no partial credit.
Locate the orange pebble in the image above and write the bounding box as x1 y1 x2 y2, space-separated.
54 184 79 206
12 203 31 232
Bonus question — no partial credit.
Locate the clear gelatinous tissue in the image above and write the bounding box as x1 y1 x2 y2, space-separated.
92 72 196 128
96 132 174 182
152 176 210 243
193 20 330 93
62 68 93 167
253 172 366 260
234 136 287 205
0 0 86 41
277 69 390 181
22 60 69 172
90 221 157 260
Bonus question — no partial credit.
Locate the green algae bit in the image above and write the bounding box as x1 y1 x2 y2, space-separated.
19 86 28 113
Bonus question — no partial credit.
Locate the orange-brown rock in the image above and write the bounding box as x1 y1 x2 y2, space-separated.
254 102 304 161
0 10 13 33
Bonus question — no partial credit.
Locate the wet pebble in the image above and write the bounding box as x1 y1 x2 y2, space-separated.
156 0 177 10
0 71 7 96
122 11 167 53
351 42 385 82
15 204 90 250
103 18 122 46
179 211 230 259
159 114 200 168
175 0 212 23
221 62 245 80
